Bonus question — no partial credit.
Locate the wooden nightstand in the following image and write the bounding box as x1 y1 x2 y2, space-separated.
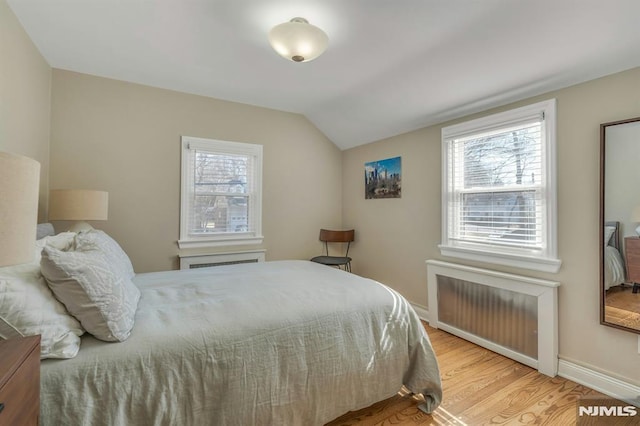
0 336 40 426
624 236 640 294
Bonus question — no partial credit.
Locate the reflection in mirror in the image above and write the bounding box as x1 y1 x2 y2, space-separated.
601 117 640 334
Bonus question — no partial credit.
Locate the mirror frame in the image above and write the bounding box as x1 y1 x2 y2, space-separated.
600 116 640 334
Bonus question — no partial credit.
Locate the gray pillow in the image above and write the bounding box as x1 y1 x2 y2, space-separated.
41 244 140 342
36 223 55 239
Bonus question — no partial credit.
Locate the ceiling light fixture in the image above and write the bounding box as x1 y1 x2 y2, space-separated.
269 17 328 63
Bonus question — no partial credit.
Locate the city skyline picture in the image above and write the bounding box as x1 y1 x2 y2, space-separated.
365 156 402 199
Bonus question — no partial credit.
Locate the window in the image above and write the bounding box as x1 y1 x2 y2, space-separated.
439 99 561 273
179 136 263 249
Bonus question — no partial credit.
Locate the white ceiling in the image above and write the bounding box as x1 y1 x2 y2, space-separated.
7 0 640 150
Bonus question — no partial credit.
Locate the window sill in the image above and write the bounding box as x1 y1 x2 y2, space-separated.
438 244 562 273
178 235 264 250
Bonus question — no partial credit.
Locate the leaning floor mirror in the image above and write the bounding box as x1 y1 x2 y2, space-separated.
601 116 640 334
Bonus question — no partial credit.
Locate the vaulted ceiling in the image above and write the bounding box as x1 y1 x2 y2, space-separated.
7 0 640 149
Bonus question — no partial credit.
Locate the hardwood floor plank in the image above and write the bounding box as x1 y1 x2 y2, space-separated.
326 324 631 426
465 375 581 424
458 371 595 425
526 384 597 425
441 362 532 413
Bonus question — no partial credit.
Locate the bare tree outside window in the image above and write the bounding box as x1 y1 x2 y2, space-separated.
457 123 542 247
191 151 250 235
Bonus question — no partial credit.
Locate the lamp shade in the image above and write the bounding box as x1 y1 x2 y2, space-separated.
269 17 328 62
0 152 40 267
49 189 108 222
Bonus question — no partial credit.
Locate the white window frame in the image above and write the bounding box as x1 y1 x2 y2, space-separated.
179 136 263 249
439 99 561 273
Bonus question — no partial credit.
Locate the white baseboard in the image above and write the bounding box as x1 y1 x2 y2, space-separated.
410 303 429 322
558 359 640 407
410 304 640 406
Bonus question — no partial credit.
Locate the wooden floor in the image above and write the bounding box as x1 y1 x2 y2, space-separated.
606 285 640 311
605 285 640 329
326 324 615 426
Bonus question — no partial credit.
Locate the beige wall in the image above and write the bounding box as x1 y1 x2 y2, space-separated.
343 66 640 385
0 0 51 220
50 70 342 273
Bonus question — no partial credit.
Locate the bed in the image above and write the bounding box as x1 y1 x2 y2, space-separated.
604 221 626 290
24 235 442 425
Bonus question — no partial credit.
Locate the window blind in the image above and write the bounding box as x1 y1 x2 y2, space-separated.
447 118 545 250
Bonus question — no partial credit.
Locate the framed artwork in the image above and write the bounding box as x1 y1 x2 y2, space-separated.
365 156 401 199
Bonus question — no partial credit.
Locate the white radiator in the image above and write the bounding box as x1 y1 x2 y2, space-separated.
426 260 560 377
179 250 266 270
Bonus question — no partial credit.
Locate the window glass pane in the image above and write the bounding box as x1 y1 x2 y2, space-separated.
190 150 251 236
460 190 541 248
448 120 545 250
194 151 248 194
190 195 249 235
458 123 542 190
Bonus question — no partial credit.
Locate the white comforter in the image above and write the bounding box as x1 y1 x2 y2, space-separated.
605 245 625 290
40 260 442 425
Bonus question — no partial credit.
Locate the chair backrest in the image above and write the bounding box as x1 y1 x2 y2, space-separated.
319 229 355 256
319 229 355 243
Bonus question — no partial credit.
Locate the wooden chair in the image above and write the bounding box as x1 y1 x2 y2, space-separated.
310 229 355 272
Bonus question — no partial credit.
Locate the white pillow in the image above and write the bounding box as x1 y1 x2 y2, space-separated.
75 230 135 279
41 244 140 342
0 247 84 359
35 232 76 263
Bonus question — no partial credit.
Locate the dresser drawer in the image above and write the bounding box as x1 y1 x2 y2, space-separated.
0 337 40 426
624 237 640 282
628 265 640 283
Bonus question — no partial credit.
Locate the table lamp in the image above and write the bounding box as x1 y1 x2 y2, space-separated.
0 152 40 267
48 189 108 232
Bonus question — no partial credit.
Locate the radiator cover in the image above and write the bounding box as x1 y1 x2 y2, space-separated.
426 260 560 377
179 250 266 270
437 275 538 359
